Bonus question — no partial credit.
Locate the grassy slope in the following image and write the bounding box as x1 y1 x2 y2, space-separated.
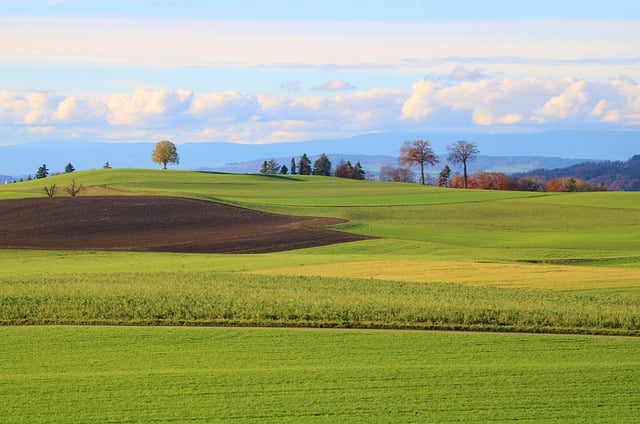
1 169 639 333
2 326 640 423
2 170 639 422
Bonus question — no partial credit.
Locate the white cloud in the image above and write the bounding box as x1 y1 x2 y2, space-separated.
532 79 589 123
106 88 193 126
400 79 443 121
190 90 258 121
448 66 487 81
2 76 640 145
400 76 630 128
315 80 355 92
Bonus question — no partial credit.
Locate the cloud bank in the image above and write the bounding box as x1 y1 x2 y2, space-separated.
1 76 639 145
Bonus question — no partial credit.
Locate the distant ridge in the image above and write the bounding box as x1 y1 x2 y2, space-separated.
1 129 637 178
515 155 640 191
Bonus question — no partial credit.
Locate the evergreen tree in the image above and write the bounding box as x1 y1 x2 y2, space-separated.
437 165 451 187
313 153 332 176
260 159 280 174
280 164 288 175
65 162 75 173
35 164 48 179
353 161 365 180
290 158 297 175
103 161 112 169
298 153 311 175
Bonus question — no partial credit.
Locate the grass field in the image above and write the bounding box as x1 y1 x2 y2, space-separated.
2 326 639 423
1 169 639 334
1 169 639 422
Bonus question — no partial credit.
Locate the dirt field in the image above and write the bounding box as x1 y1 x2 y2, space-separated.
0 196 369 253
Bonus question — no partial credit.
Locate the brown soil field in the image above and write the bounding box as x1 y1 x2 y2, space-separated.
0 196 369 253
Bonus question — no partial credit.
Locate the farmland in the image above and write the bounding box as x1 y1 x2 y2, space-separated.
2 327 640 423
1 169 639 422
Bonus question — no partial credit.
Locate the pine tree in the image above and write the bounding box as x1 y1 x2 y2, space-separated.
290 158 297 175
298 153 311 175
65 162 75 173
438 165 451 187
35 164 48 179
353 161 365 180
313 153 332 176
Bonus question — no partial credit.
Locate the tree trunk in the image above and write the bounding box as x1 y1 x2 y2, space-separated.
420 163 425 185
463 161 468 189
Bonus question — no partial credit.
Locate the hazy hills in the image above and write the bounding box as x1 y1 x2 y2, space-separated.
1 129 637 181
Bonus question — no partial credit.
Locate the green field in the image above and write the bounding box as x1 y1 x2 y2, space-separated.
1 169 639 333
1 169 639 422
2 326 640 423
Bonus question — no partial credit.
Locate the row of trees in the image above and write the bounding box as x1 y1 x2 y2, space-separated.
396 139 479 188
448 172 606 192
34 162 75 179
260 153 366 180
394 139 606 191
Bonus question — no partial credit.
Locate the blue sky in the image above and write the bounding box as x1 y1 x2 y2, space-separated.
1 0 639 146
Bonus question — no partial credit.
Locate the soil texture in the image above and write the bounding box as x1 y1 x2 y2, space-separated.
0 196 369 253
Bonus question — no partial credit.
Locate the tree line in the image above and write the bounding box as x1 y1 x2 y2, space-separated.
259 153 366 180
514 155 640 191
386 139 610 192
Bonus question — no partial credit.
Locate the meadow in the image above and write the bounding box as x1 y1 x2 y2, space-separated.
1 169 639 422
1 169 639 334
2 326 640 423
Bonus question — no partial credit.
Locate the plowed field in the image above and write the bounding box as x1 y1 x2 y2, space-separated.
0 196 368 253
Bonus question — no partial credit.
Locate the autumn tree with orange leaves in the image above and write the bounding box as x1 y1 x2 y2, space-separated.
398 140 438 185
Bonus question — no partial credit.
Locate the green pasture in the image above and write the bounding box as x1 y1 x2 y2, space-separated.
2 169 639 422
1 169 639 333
2 326 639 423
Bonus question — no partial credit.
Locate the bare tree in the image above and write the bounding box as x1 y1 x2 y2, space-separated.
380 165 415 183
398 140 438 185
447 140 479 189
65 180 84 197
44 184 57 197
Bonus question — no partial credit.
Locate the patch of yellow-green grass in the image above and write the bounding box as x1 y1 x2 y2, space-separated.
254 259 640 290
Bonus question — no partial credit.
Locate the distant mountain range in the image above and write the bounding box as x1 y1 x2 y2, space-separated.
1 129 638 181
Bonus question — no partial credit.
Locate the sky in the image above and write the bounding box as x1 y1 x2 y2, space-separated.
1 0 639 147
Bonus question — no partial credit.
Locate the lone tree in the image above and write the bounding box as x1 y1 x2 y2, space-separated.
298 153 312 175
35 164 49 179
399 140 438 185
313 153 332 176
64 162 75 173
151 140 179 169
447 140 479 189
